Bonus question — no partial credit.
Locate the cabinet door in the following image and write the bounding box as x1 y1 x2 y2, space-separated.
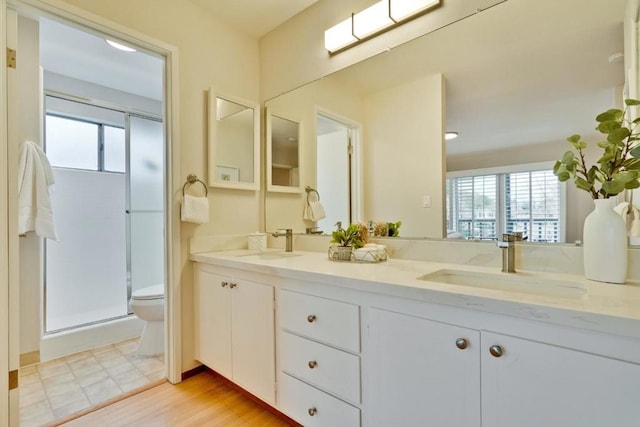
194 268 232 378
231 279 275 404
482 331 640 427
369 308 480 427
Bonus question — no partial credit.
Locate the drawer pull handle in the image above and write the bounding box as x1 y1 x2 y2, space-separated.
307 314 316 323
229 282 237 289
455 338 468 350
489 345 504 358
308 407 317 416
221 281 228 288
308 360 318 369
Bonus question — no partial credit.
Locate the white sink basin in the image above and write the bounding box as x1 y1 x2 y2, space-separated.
418 269 586 299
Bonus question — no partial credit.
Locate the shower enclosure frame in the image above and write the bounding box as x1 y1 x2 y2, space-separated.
42 90 163 334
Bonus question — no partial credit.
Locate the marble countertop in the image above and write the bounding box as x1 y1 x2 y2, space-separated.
190 249 640 339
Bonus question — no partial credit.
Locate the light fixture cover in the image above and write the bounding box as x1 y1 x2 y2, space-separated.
390 0 440 21
445 131 459 140
324 17 358 52
353 0 394 39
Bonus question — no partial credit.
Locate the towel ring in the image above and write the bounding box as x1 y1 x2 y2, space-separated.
182 174 208 197
305 185 320 201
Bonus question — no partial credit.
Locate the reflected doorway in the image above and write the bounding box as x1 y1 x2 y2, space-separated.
316 112 361 232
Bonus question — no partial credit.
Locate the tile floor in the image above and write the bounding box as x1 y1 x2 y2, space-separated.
19 337 165 427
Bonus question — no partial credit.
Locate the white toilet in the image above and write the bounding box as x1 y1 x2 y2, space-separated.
130 284 165 356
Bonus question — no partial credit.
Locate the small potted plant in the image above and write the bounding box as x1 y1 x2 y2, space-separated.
388 221 402 237
329 223 365 261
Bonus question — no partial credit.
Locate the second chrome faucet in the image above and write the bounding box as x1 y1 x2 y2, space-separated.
272 229 293 252
497 232 523 273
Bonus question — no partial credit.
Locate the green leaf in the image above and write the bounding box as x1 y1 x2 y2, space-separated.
596 109 623 123
631 145 640 158
625 99 640 106
624 158 640 170
566 134 581 143
574 177 593 191
557 171 570 182
625 179 640 190
597 140 612 148
587 166 598 183
597 120 622 134
613 170 638 184
602 179 625 196
607 127 631 144
553 160 562 174
561 150 575 164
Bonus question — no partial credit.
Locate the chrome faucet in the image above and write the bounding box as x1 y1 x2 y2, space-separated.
272 229 293 252
497 232 523 273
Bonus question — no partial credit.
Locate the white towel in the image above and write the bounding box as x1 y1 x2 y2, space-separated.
18 140 58 240
181 194 209 224
303 200 326 221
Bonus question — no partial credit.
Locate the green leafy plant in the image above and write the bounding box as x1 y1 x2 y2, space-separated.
331 223 365 248
553 99 640 198
388 221 402 237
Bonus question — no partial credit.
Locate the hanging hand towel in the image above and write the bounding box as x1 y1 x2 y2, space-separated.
18 140 58 240
181 194 209 224
303 199 326 221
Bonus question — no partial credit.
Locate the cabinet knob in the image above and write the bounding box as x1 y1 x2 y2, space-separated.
307 314 316 323
221 281 228 288
308 407 317 416
229 283 237 289
308 360 318 369
455 338 468 350
489 345 504 358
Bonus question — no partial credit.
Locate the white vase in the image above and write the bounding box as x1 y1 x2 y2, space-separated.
583 198 628 284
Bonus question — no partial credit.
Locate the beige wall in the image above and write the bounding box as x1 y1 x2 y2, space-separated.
259 0 505 100
58 0 261 372
364 74 445 238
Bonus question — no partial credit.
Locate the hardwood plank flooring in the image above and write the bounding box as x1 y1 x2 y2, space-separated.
60 371 297 427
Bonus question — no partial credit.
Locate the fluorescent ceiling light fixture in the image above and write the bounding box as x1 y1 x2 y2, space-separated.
324 0 441 54
445 131 459 140
105 39 136 52
353 1 394 39
324 17 358 52
390 0 440 21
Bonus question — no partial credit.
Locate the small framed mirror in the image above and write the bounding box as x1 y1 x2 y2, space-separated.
208 89 260 190
267 110 302 193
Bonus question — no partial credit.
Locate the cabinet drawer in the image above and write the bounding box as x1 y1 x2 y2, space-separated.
280 331 360 403
279 289 360 352
279 373 360 427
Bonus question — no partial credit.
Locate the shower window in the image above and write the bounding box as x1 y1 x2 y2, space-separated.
45 115 99 170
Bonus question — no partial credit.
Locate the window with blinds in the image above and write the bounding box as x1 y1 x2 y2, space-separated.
447 168 563 243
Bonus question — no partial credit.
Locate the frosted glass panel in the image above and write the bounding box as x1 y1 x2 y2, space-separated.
130 211 164 294
45 115 98 170
104 126 125 173
130 117 164 211
46 168 127 331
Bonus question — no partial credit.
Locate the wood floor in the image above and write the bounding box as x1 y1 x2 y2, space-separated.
59 371 297 426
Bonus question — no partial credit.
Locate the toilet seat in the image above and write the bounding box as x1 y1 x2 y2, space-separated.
131 284 164 301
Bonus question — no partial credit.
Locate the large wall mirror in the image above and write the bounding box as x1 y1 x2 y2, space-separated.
208 90 260 190
264 0 638 244
267 110 302 193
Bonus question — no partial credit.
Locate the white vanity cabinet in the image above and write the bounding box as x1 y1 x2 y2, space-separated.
481 331 640 427
193 263 275 404
277 289 362 426
369 308 640 427
368 308 481 427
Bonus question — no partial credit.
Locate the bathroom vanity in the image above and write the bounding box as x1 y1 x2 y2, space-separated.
191 250 640 427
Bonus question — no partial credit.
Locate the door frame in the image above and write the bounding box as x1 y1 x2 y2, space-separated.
3 1 183 421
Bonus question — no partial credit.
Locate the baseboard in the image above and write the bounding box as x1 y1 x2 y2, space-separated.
205 368 301 427
20 350 40 367
181 364 207 381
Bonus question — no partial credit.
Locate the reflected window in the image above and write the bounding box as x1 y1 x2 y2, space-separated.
446 169 563 243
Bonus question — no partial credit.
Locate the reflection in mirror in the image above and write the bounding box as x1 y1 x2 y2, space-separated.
208 90 259 190
264 0 634 244
267 112 301 192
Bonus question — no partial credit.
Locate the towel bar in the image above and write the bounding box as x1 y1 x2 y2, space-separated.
182 174 208 197
305 185 320 201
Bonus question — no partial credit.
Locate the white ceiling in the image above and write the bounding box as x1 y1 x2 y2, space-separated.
190 0 320 38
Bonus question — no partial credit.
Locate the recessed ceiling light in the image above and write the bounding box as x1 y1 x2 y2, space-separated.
445 131 459 140
105 39 136 52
